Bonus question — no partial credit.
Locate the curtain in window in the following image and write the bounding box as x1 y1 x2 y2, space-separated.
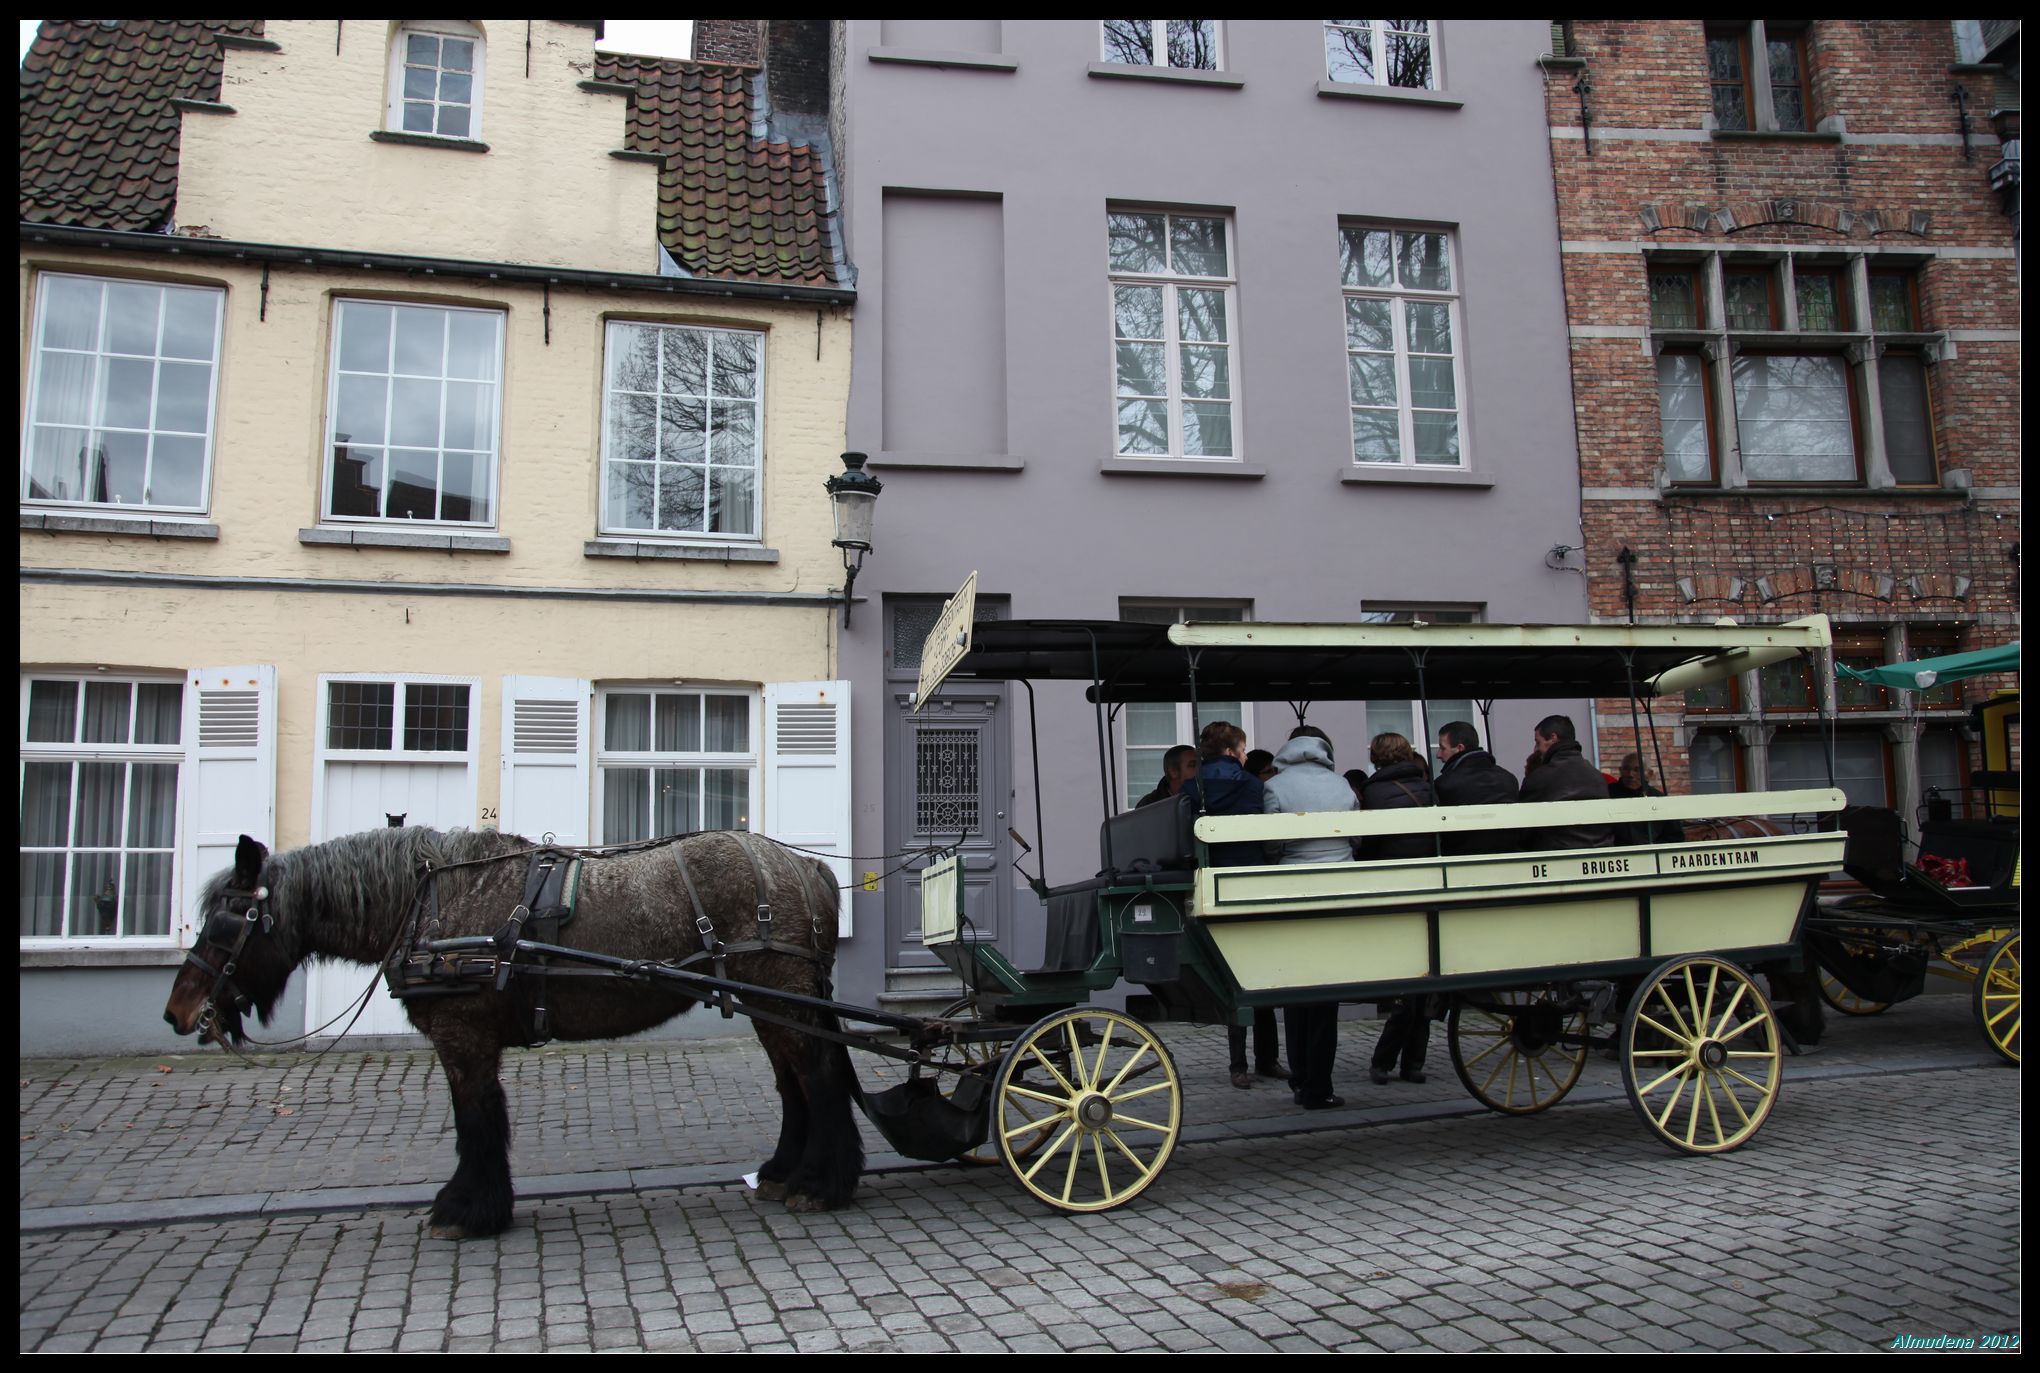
1877 355 1936 485
602 767 650 844
1733 354 1856 482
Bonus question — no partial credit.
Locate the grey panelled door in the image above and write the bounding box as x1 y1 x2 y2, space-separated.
883 598 1012 970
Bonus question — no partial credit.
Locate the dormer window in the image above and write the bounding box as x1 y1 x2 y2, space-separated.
388 21 483 140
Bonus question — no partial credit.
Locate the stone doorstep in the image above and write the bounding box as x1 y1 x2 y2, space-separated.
17 1047 2002 1236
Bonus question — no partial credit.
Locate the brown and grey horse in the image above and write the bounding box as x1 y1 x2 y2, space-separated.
164 827 863 1237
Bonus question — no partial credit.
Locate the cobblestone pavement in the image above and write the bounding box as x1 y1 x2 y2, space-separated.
18 991 2003 1219
19 1061 2021 1352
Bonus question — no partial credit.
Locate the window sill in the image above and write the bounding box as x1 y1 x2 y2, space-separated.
577 79 639 99
584 539 779 563
1315 80 1463 109
1709 129 1842 145
609 149 665 165
20 945 187 969
22 511 220 539
870 451 1025 472
1086 62 1244 89
1661 486 1972 500
369 130 490 154
1340 466 1492 489
170 97 236 116
1100 458 1264 479
300 526 511 552
867 47 1017 72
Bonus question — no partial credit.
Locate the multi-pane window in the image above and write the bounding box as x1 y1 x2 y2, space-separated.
1918 728 1970 818
1101 19 1220 69
1111 211 1237 460
1340 225 1463 467
597 689 757 842
1872 273 1937 484
1707 23 1810 132
1770 731 1891 812
325 679 472 754
1119 604 1246 807
602 322 763 539
23 275 222 513
326 301 503 524
1357 607 1480 746
1723 267 1777 330
390 23 482 138
1323 19 1435 88
1732 353 1859 483
1794 268 1847 331
1648 267 1704 330
21 677 183 941
1656 351 1715 484
1688 729 1742 795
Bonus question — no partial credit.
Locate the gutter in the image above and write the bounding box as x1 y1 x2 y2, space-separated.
17 223 857 307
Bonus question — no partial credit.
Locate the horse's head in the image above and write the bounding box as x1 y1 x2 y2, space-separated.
163 835 299 1046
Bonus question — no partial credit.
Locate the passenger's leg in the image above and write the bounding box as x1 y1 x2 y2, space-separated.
1227 1023 1249 1074
1398 1007 1431 1081
1371 1000 1409 1075
1282 1005 1311 1092
1312 1004 1339 1097
1253 1006 1287 1077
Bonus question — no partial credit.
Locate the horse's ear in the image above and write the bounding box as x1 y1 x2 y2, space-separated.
234 835 269 885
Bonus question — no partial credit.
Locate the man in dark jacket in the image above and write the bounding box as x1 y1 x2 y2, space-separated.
1432 720 1520 854
1135 744 1197 809
1608 753 1683 845
1358 733 1438 1085
1517 715 1615 849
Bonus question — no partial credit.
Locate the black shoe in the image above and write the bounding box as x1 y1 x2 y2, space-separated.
1369 1067 1391 1086
1256 1061 1292 1080
1294 1093 1346 1111
1401 1071 1427 1084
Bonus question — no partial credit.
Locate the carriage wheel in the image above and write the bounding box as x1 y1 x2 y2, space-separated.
1973 933 2020 1066
1620 957 1782 1156
931 997 1054 1167
1446 989 1589 1115
1816 968 1892 1017
992 1006 1181 1214
1939 927 2016 983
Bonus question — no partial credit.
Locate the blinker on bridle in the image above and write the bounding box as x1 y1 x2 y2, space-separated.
189 886 273 1037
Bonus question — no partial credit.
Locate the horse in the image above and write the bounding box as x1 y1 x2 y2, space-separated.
163 827 864 1238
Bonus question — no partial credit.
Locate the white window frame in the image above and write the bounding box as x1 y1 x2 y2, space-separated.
1117 602 1250 807
1323 19 1439 90
21 273 224 517
1356 606 1485 752
1341 223 1467 469
321 299 505 528
1099 19 1225 70
1109 210 1242 462
20 673 189 948
598 320 766 543
316 674 481 764
386 20 485 140
594 686 764 843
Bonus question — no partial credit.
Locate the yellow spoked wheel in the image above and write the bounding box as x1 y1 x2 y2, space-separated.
1446 990 1589 1115
931 998 1054 1167
1621 957 1783 1156
992 1007 1181 1213
1816 967 1892 1016
1973 932 2020 1065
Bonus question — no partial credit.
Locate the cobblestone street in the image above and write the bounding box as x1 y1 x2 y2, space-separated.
20 995 2022 1351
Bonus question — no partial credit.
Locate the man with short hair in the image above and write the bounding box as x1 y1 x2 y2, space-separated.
1135 743 1198 809
1517 714 1615 849
1432 721 1520 855
1608 752 1682 844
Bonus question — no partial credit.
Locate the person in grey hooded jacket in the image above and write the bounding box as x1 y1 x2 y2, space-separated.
1262 725 1356 1109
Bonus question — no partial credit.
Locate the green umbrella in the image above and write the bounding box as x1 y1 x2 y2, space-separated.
1835 641 2020 692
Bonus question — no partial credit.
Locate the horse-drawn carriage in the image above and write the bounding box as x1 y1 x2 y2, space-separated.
170 605 1975 1229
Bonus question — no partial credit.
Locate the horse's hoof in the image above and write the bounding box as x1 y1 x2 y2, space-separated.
753 1178 789 1202
428 1223 469 1241
784 1191 832 1213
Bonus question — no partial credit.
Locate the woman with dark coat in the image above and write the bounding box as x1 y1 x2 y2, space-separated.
1358 733 1437 1083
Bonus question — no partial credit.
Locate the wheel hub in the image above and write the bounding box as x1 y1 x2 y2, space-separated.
1075 1093 1114 1129
1512 1004 1564 1054
1696 1039 1728 1069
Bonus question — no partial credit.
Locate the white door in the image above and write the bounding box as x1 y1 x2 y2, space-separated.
306 675 480 1037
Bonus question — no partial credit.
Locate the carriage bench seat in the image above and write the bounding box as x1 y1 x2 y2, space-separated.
1099 793 1197 874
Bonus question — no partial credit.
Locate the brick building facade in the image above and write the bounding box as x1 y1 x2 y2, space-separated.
1540 20 2020 823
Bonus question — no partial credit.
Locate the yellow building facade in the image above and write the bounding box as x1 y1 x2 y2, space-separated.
19 20 857 1050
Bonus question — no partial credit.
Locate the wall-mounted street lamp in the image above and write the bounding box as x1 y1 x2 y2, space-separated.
825 451 882 627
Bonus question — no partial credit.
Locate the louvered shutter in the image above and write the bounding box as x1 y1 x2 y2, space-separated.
763 680 852 936
499 676 591 846
178 665 278 942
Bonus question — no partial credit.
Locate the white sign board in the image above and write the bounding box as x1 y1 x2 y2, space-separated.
913 570 978 712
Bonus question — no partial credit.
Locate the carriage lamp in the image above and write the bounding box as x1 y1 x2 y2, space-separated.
825 451 883 628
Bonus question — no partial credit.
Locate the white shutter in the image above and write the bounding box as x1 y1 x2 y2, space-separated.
179 665 278 942
499 675 591 846
763 679 853 936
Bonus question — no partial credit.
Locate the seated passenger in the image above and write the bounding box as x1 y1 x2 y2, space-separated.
1261 725 1357 864
1357 733 1436 860
1244 748 1277 782
1608 753 1683 845
1135 743 1198 809
1518 714 1616 849
1432 720 1520 855
1178 721 1263 868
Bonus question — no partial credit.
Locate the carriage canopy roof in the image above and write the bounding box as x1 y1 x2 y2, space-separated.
936 616 1833 704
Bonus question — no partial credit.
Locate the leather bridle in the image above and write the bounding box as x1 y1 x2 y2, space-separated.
185 885 274 1042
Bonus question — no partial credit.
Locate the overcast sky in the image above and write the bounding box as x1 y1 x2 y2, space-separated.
21 20 695 65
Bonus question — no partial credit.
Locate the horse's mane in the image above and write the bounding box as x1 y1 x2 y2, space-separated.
202 826 534 962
